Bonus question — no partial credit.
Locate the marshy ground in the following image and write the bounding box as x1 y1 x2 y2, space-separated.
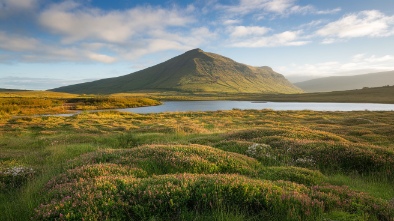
1 108 394 220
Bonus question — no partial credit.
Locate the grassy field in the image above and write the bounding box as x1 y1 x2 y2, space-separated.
1 85 393 123
1 107 393 220
134 85 394 104
0 91 160 118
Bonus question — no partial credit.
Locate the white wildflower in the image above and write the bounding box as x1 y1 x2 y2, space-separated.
246 143 275 159
2 166 35 177
295 157 315 166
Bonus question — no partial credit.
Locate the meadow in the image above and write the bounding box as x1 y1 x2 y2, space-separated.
1 100 394 220
140 85 394 104
0 91 160 117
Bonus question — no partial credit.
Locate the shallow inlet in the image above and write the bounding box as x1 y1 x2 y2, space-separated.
117 101 394 114
37 101 394 117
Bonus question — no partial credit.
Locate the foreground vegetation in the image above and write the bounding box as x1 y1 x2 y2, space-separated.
1 107 394 220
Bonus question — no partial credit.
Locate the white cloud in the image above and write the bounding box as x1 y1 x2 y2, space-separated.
0 76 94 90
0 1 216 63
119 27 217 59
222 19 241 26
219 0 340 16
0 32 39 51
263 0 294 14
290 6 340 15
364 55 394 63
0 0 38 19
279 54 394 78
39 1 193 44
220 0 294 15
316 7 341 15
352 53 366 62
31 1 218 62
0 0 37 10
230 30 309 47
229 26 270 38
88 53 116 63
0 31 118 64
317 10 394 40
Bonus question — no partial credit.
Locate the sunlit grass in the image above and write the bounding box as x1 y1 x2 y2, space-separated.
327 173 394 200
0 91 160 119
0 144 98 221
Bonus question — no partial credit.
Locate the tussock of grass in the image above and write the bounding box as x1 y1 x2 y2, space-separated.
69 145 260 176
33 150 393 220
35 172 324 220
259 166 326 186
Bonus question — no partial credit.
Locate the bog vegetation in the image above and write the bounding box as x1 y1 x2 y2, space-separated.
1 95 394 220
0 91 160 117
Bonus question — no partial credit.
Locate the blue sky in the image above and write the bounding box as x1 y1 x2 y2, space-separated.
1 0 394 90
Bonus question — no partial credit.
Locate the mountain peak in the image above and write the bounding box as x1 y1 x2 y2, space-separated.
51 49 302 94
192 48 203 52
184 48 204 55
260 66 273 71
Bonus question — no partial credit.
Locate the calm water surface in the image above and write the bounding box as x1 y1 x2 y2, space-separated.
117 101 394 114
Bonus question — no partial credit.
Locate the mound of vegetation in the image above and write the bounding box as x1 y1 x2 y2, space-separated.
34 145 393 220
68 145 259 176
224 128 394 178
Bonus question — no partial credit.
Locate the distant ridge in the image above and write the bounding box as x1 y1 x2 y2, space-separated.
51 48 303 94
0 88 29 92
295 71 394 92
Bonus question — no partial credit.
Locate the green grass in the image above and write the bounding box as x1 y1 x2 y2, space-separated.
140 85 394 104
0 91 160 119
327 173 394 200
1 108 394 220
0 143 98 221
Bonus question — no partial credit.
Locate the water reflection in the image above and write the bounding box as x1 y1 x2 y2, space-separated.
118 101 394 114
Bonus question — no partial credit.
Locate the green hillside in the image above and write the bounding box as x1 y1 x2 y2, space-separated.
295 71 394 92
255 85 394 104
51 49 303 94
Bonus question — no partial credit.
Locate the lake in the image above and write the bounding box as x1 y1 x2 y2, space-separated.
116 101 394 113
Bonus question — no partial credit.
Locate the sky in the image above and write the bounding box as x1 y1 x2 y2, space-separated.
1 0 394 90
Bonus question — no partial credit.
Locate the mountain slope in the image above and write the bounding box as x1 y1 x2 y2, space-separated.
51 49 302 94
294 71 394 92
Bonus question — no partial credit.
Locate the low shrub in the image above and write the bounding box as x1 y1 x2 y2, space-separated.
0 165 35 190
311 184 394 220
259 138 394 177
259 166 326 186
34 174 324 221
45 163 147 189
69 145 260 176
226 128 288 140
213 140 253 154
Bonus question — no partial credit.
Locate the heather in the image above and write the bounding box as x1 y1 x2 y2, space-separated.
1 109 394 220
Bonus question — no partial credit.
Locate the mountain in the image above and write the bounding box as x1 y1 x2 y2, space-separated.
294 71 394 92
51 49 302 94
